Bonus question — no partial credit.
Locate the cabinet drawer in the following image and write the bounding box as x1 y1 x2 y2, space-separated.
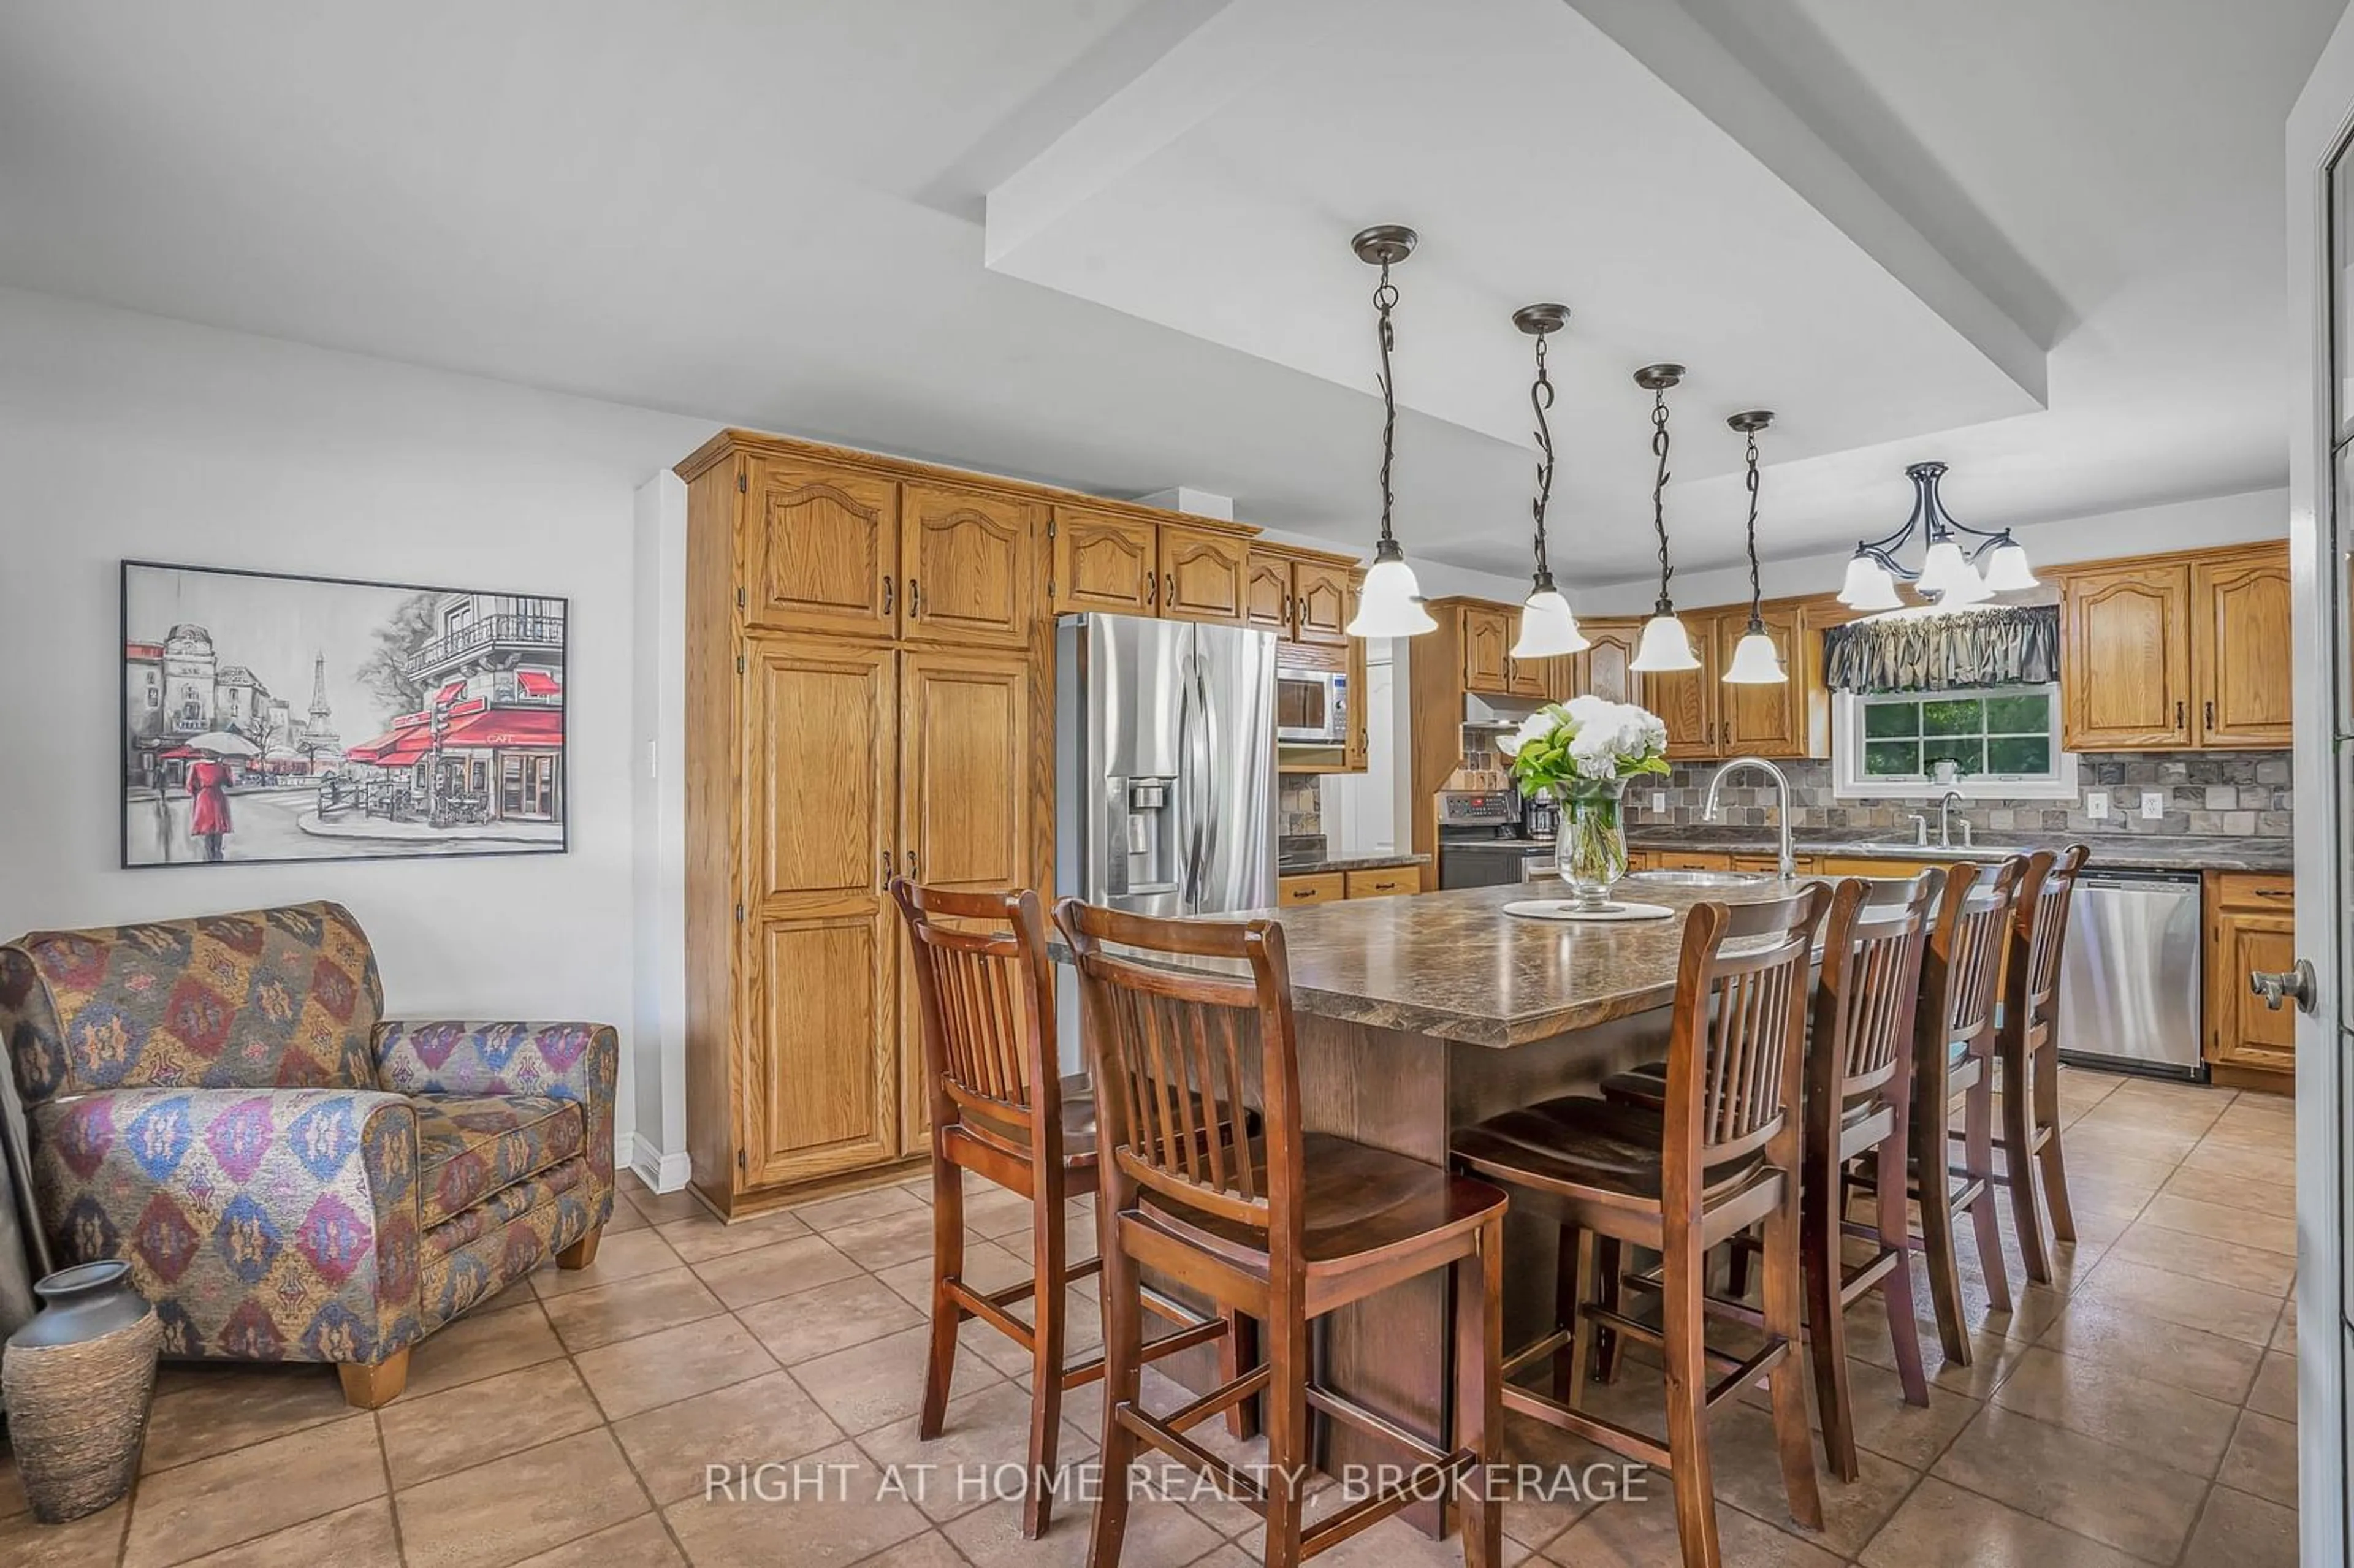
1278 872 1346 906
2211 872 2293 913
1344 867 1417 898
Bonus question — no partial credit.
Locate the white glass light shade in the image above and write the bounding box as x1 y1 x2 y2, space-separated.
1982 541 2038 592
1721 629 1786 684
1935 563 1995 606
1346 554 1437 637
1837 555 1903 611
1915 539 1968 596
1629 612 1701 672
1510 587 1589 658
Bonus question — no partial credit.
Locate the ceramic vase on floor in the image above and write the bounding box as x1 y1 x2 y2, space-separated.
2 1260 162 1524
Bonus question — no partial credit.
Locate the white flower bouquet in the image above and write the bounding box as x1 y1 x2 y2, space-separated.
1494 695 1671 797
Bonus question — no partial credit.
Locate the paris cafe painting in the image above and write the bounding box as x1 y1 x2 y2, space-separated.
121 561 568 867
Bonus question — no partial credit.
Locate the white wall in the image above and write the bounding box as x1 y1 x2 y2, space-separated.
1566 486 2290 613
0 286 716 1176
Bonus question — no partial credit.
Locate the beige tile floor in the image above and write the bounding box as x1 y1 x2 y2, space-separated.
0 1065 2301 1567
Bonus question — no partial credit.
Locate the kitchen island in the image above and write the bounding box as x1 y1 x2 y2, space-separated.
1152 877 1795 1529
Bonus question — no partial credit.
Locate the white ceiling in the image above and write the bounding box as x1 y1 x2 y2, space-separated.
0 0 2338 588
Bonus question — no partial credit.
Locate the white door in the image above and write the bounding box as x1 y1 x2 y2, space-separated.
2288 18 2354 1564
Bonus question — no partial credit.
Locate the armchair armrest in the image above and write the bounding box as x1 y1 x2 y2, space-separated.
25 1087 420 1364
372 1021 619 1201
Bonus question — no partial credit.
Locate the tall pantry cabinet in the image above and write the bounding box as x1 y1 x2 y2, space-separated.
678 432 1053 1217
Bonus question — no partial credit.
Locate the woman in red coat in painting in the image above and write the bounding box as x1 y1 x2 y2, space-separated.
185 756 234 862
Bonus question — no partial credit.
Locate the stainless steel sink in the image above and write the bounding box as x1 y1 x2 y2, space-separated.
1622 869 1776 888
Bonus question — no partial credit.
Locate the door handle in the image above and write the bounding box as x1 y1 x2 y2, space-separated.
881 848 896 890
2204 699 2215 729
907 848 920 878
1164 572 1175 609
2174 699 2185 729
908 578 921 618
2250 959 2317 1015
882 576 894 616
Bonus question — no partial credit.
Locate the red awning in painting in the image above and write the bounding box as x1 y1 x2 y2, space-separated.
433 680 465 704
440 708 563 749
344 721 430 765
516 671 560 696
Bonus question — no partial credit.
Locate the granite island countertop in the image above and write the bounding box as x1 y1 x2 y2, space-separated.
1625 826 2291 874
1219 880 1787 1049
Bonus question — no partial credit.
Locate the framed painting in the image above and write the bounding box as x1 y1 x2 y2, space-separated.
120 560 569 867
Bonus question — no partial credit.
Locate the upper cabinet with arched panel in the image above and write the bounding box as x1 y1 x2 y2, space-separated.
899 484 1042 650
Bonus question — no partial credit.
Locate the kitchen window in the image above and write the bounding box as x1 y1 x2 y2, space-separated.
1832 683 2077 801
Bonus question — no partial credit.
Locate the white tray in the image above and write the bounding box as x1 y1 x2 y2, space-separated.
1501 899 1675 923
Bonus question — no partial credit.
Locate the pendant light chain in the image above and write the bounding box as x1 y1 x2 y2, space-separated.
1529 330 1556 577
1648 384 1675 615
1373 257 1400 548
1742 426 1765 633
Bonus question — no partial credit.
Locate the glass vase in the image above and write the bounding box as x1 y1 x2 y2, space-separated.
1554 778 1629 911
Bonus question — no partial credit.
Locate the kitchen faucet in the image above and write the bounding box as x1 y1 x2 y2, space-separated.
1704 756 1797 880
1937 788 1973 848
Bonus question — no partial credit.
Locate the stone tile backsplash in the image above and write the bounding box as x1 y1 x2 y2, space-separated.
1632 752 2291 838
1280 774 1323 837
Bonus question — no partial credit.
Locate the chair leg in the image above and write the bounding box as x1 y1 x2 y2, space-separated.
1801 1158 1857 1483
1876 1127 1930 1408
2033 1041 2078 1244
1964 1071 2012 1316
1762 1184 1825 1532
1089 1212 1144 1568
337 1349 411 1410
1561 1225 1594 1404
554 1227 601 1270
1914 1109 1971 1367
1724 1228 1753 1303
1592 1233 1625 1386
920 1160 964 1442
2002 1050 2052 1286
1219 1309 1260 1441
1659 1228 1722 1568
1453 1219 1504 1568
1260 1297 1312 1568
1022 1176 1067 1540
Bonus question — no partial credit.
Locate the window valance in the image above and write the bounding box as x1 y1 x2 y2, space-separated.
1821 604 2059 694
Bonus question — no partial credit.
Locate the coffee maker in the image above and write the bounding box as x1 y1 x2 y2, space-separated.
1520 791 1560 843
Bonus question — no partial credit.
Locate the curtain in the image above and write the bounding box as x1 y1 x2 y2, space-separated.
1821 604 2059 694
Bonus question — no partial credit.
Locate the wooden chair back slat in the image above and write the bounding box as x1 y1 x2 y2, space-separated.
1664 889 1829 1179
1918 856 2028 1070
1815 872 1943 1104
890 879 1058 1158
1056 900 1296 1241
2012 845 2090 1022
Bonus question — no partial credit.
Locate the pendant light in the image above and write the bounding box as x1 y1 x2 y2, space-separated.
1837 461 2035 611
1343 224 1438 639
1628 363 1699 672
1721 410 1786 684
1509 303 1588 659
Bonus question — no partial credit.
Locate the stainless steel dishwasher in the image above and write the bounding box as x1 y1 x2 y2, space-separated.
2054 867 2204 1079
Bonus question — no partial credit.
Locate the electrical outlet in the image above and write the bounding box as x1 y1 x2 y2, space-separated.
2085 790 2109 820
1650 791 1667 813
2140 790 2165 820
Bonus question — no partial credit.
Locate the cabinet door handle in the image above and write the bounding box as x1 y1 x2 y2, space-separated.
2175 700 2185 729
1164 572 1175 608
908 577 921 618
1145 572 1157 607
907 848 920 878
881 848 896 890
882 576 894 615
2204 699 2215 729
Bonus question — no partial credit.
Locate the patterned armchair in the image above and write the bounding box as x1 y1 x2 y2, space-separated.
0 900 615 1408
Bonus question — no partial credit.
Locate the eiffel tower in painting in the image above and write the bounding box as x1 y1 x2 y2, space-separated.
303 651 340 762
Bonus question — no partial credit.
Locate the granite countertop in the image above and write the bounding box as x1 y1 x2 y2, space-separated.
1277 851 1429 876
1625 826 2292 874
1226 880 1780 1049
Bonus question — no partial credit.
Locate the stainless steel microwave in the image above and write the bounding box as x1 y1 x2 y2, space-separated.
1275 667 1348 744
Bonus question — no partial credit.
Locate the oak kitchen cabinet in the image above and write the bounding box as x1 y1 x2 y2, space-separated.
1247 545 1354 647
678 430 1267 1216
2057 543 2289 751
1640 630 1720 761
2206 870 2298 1090
1277 865 1422 905
1710 606 1808 756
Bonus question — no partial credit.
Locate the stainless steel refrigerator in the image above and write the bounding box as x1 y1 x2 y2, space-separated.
1055 612 1278 923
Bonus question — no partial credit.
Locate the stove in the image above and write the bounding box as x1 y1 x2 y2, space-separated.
1436 790 1552 889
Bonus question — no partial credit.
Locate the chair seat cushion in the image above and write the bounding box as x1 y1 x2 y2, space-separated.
1452 1094 1764 1204
413 1092 585 1228
1141 1132 1506 1276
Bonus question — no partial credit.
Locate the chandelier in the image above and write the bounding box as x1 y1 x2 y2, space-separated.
1509 302 1588 658
1837 461 2036 611
1343 224 1438 639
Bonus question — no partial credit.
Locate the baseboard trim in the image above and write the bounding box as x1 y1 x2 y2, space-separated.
623 1133 693 1193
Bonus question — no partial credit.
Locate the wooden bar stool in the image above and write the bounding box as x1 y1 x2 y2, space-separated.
1990 845 2090 1284
1800 871 1943 1480
1452 888 1830 1568
1906 855 2027 1365
1056 899 1508 1568
891 881 1244 1539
